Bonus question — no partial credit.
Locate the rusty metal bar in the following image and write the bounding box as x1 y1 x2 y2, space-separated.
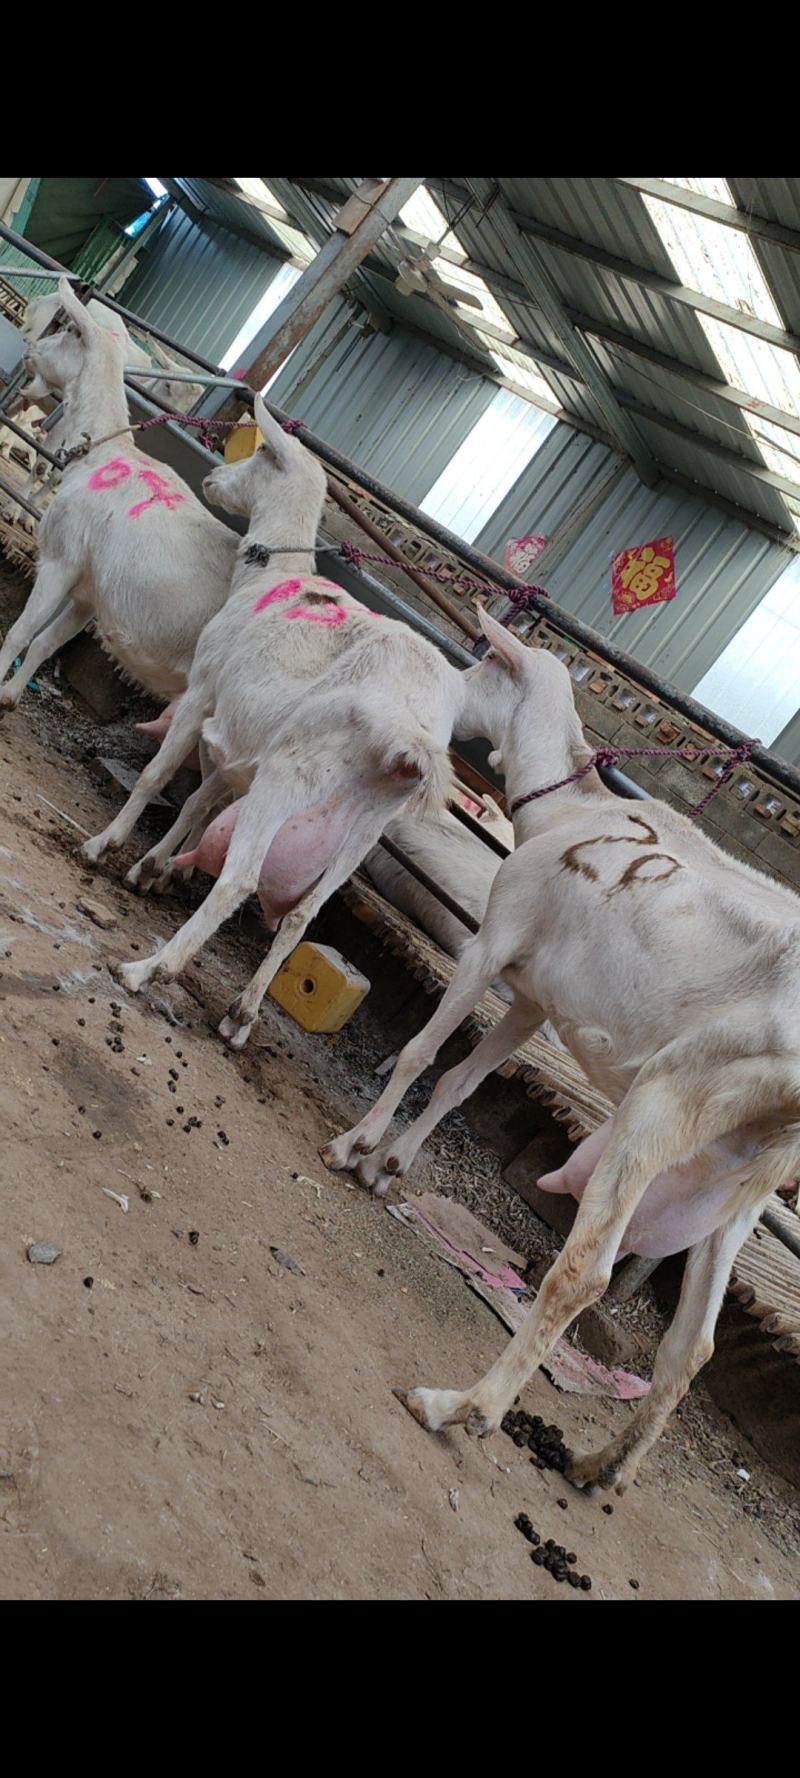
327 478 481 643
199 178 423 421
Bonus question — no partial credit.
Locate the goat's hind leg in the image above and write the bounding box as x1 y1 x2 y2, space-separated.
0 603 87 711
118 773 292 995
0 559 80 701
566 1204 761 1496
219 808 409 1051
126 769 227 894
399 1062 759 1441
81 692 209 864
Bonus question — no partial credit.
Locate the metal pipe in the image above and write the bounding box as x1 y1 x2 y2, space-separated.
760 1206 800 1262
121 368 246 389
0 267 81 279
0 469 41 519
449 800 510 859
0 411 62 467
376 835 480 934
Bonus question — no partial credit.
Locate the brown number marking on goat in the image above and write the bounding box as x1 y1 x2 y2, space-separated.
560 813 660 884
606 851 682 898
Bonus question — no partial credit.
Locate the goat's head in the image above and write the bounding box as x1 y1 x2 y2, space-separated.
20 276 123 403
202 393 326 521
146 335 204 414
21 293 61 343
455 607 582 770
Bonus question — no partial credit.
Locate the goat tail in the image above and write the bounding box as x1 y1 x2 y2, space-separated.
376 732 453 818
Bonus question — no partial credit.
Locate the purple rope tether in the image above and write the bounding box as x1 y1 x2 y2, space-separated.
510 738 760 821
337 538 548 611
139 416 549 614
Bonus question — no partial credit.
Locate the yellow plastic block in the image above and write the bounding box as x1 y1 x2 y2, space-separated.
224 423 259 464
268 941 370 1033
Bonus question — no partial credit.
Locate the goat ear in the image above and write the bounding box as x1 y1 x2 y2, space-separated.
477 605 528 675
148 334 178 371
57 277 94 340
254 392 293 468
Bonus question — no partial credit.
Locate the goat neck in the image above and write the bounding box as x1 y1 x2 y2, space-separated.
507 703 611 846
60 335 132 463
232 485 320 592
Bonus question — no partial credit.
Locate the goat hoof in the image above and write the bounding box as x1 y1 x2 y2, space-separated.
80 836 108 866
116 958 154 995
395 1386 468 1433
564 1449 611 1495
321 1130 364 1172
125 860 155 895
355 1152 393 1196
393 1387 434 1431
218 1013 250 1050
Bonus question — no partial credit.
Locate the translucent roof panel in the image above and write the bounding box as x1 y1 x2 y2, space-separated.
692 555 800 743
220 261 303 373
642 177 800 501
420 387 556 543
234 178 315 266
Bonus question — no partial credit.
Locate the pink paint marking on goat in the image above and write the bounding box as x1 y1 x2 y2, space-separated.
128 466 186 520
251 579 304 615
88 456 132 491
284 604 348 627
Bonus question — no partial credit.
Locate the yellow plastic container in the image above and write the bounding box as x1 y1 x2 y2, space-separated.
224 423 259 463
268 941 370 1033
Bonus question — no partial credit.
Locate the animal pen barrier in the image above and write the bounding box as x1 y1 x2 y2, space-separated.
0 221 798 1352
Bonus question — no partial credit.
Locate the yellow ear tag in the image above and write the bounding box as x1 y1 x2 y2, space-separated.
224 423 259 464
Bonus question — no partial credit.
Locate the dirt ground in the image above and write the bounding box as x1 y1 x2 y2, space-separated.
2 564 799 1601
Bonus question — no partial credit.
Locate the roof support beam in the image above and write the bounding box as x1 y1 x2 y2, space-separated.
427 180 800 360
567 309 800 442
508 211 800 360
197 177 422 419
461 178 660 487
615 392 800 505
616 178 800 258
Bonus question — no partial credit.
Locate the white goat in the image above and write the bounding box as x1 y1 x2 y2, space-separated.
0 277 237 713
22 292 203 411
79 397 464 1051
1 289 199 535
323 609 800 1495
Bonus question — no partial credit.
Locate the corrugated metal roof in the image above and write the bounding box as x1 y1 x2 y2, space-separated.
170 179 291 259
728 178 800 336
118 208 284 362
231 176 800 538
268 300 496 504
475 421 791 692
